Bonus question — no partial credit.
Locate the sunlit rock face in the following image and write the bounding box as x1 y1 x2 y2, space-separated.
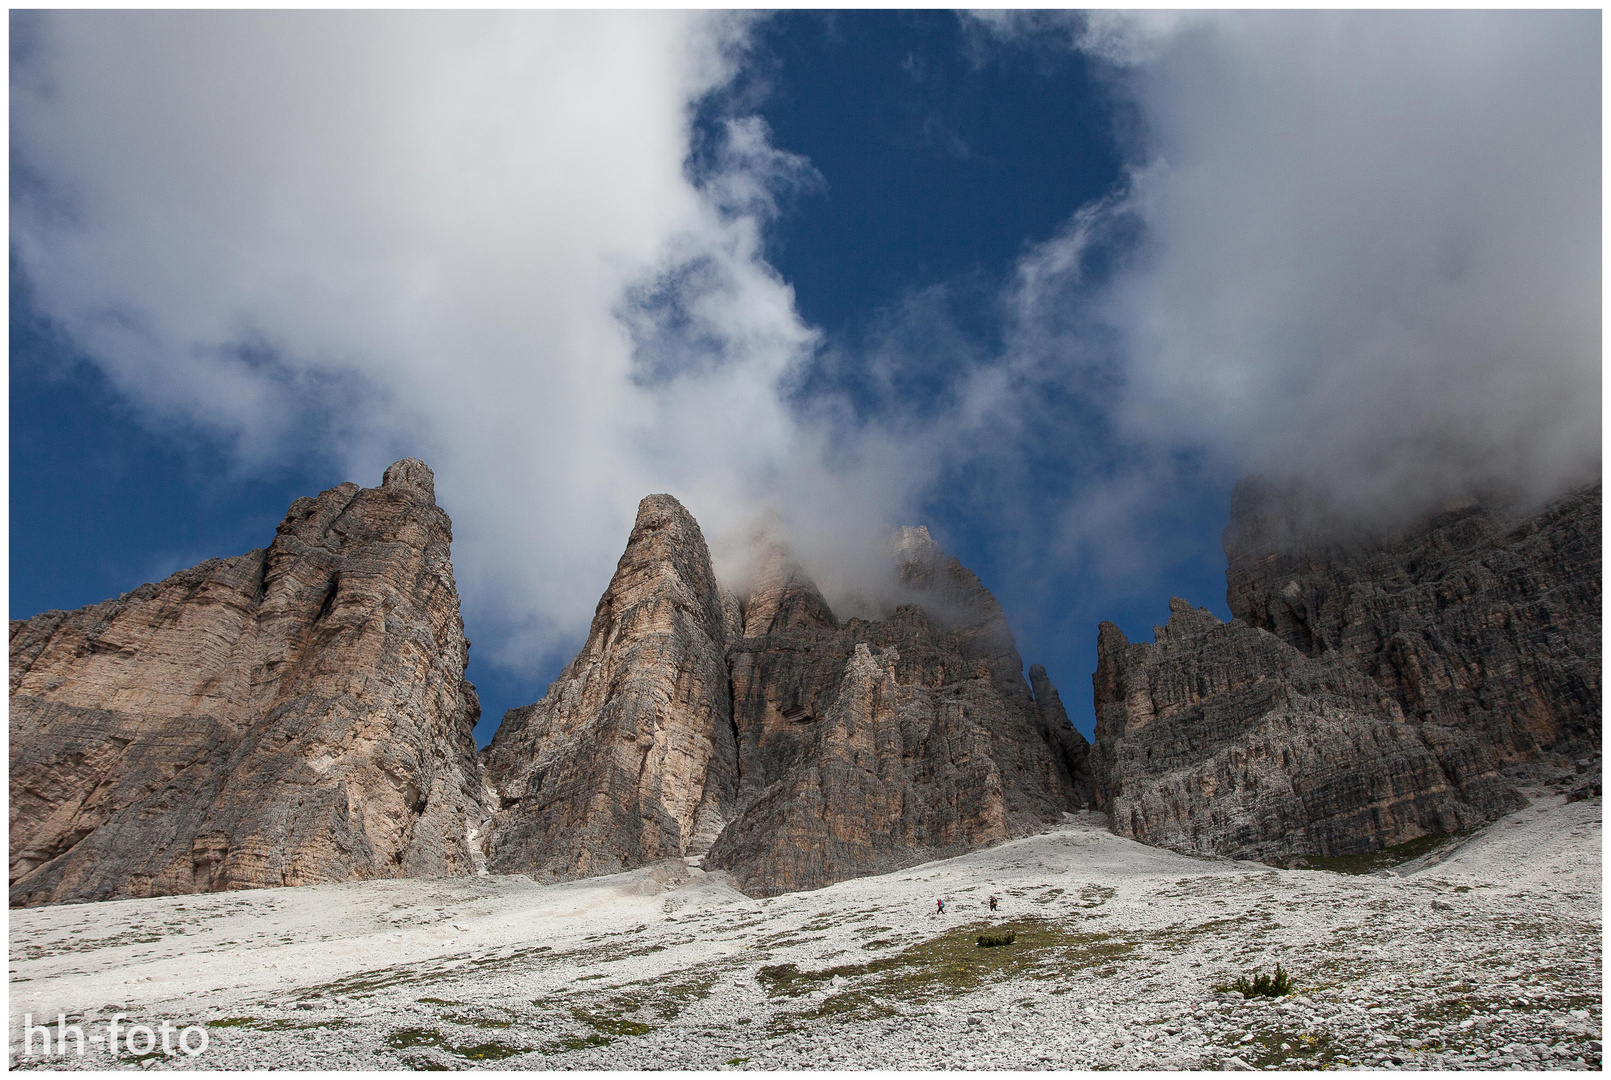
10 459 488 907
10 476 1092 907
484 503 1093 896
1089 482 1600 861
479 494 740 881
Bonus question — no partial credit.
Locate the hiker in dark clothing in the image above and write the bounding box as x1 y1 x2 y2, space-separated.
988 895 998 912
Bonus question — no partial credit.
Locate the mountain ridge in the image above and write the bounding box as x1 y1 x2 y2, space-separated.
9 461 1599 905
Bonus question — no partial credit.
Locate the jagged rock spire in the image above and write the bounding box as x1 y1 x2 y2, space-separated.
10 460 487 906
480 494 738 878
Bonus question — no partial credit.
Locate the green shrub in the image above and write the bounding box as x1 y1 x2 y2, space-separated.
976 929 1016 948
1218 963 1294 998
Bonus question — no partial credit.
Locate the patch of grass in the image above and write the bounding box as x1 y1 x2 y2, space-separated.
456 1040 524 1060
387 1028 451 1051
573 1007 654 1037
207 1015 349 1031
801 915 848 932
601 971 722 1021
625 944 666 956
298 962 433 999
1078 885 1116 907
727 1057 750 1065
117 1050 167 1065
416 997 460 1006
386 1026 525 1062
1231 1026 1342 1070
540 1032 612 1055
1294 832 1464 875
466 943 554 970
1217 963 1294 998
977 930 1016 948
762 917 1135 1030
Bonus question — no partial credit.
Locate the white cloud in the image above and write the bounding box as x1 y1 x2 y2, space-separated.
13 10 1600 685
12 11 912 670
991 10 1600 553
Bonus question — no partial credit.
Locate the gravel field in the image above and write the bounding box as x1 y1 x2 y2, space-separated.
9 791 1600 1071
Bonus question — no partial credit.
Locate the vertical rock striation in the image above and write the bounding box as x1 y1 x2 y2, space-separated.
694 525 1090 895
1224 481 1601 759
14 475 1094 906
479 495 738 879
1089 482 1599 861
708 531 1095 896
1090 599 1520 860
10 460 487 907
484 511 1092 896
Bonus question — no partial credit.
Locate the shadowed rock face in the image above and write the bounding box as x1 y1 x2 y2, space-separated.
1090 600 1522 860
706 530 1091 895
479 495 738 880
1090 482 1599 861
484 510 1092 896
1225 482 1601 760
9 459 488 907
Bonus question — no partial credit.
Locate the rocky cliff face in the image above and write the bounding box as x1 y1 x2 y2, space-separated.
13 474 1089 906
706 528 1091 895
479 495 738 880
483 508 1092 896
1090 483 1599 861
10 460 487 907
1090 599 1522 859
1225 481 1601 760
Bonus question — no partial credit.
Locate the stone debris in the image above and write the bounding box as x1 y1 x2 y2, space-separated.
8 789 1598 1071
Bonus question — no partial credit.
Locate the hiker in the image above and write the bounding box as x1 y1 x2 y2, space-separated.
936 898 945 915
988 895 998 912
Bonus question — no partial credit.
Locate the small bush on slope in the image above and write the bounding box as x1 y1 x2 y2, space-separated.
1218 963 1294 998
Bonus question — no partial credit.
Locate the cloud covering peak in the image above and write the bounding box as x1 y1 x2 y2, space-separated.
1019 11 1600 527
12 10 1600 694
12 11 872 668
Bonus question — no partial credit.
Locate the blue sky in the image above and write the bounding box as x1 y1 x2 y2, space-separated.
10 11 1600 744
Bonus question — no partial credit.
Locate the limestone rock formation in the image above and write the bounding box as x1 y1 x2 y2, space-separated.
1224 481 1601 760
707 529 1092 895
484 507 1091 895
1090 482 1599 861
1090 599 1521 859
10 459 487 907
479 495 738 879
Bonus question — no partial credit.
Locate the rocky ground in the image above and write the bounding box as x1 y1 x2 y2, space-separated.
9 789 1600 1071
